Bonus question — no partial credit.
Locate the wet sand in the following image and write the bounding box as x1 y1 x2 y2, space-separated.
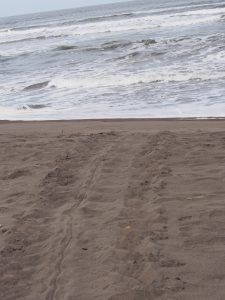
1 119 225 300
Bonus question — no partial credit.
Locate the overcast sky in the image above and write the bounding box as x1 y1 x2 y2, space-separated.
0 0 125 17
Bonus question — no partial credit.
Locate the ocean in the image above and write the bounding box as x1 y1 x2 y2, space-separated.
0 0 225 120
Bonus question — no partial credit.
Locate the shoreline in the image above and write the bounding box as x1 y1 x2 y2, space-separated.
2 116 225 122
1 118 225 135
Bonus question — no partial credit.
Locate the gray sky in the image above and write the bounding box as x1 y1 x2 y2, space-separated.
0 0 125 17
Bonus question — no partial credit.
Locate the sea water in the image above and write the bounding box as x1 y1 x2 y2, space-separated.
0 0 225 120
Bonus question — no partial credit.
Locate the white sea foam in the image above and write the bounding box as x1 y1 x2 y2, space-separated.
1 102 225 121
0 6 223 44
203 50 225 62
48 70 225 90
135 1 225 15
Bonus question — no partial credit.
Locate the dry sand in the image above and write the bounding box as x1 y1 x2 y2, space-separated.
1 119 225 300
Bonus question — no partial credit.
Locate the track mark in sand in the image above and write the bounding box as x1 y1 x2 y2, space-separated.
46 133 148 300
0 132 119 300
2 168 31 180
45 133 120 300
46 165 100 300
46 214 73 300
113 132 186 298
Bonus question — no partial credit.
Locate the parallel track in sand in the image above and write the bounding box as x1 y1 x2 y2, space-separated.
1 126 225 299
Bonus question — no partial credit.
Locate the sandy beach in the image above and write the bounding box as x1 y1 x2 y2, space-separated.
1 119 225 300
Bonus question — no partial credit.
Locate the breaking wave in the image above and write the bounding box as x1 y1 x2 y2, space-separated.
0 6 223 44
77 12 134 23
48 71 225 90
